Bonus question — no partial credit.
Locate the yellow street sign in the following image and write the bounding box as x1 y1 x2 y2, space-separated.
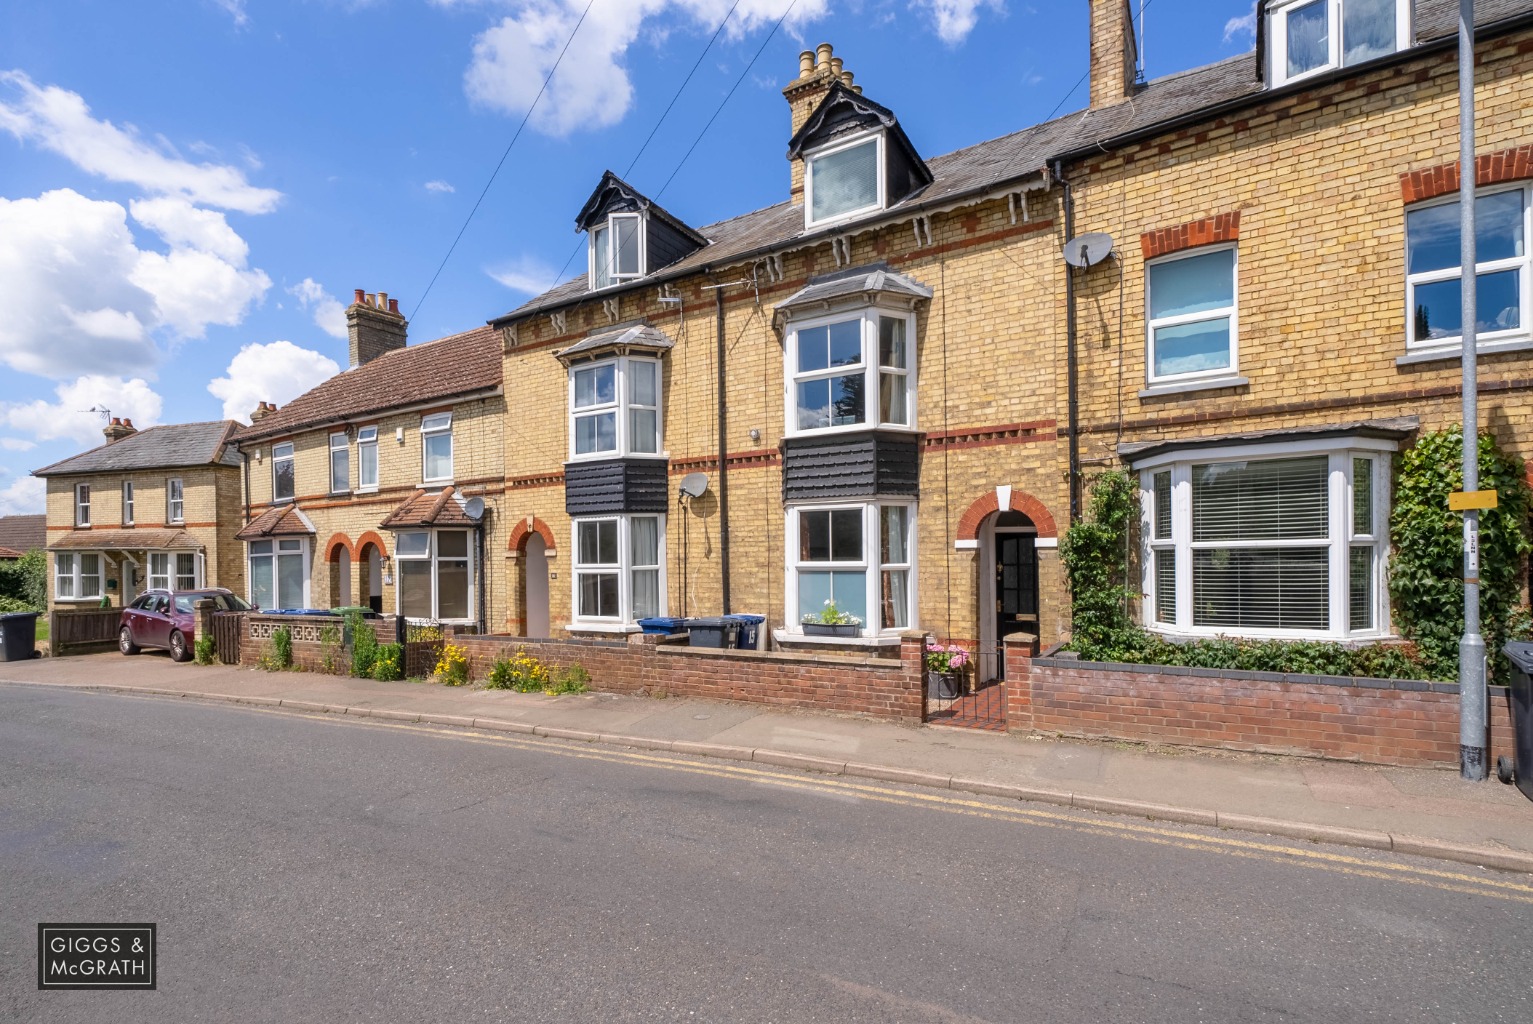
1449 490 1499 511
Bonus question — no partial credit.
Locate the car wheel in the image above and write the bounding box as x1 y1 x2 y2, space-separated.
119 626 141 656
168 629 191 663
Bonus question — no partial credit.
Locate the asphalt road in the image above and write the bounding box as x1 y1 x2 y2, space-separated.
3 685 1531 1024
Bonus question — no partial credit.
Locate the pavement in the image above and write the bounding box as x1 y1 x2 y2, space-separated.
4 650 1533 873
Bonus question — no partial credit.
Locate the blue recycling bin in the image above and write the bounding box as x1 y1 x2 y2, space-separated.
723 614 765 650
637 616 687 635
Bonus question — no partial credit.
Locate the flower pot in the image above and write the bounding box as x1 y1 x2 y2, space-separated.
927 670 962 700
802 621 860 638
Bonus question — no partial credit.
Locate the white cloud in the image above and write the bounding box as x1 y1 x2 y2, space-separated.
425 179 456 193
0 70 281 214
288 278 349 340
914 0 1004 45
212 0 250 26
463 0 829 137
0 475 44 516
0 438 35 452
130 196 248 263
208 341 340 423
487 254 561 295
129 247 271 338
1 375 164 447
1224 3 1257 44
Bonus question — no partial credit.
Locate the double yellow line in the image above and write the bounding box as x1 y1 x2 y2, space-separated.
256 703 1533 905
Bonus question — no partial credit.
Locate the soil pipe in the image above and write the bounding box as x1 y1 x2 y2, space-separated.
1055 160 1082 523
715 283 732 613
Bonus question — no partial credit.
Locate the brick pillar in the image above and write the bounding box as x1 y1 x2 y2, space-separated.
901 629 930 720
1003 632 1038 732
194 599 215 646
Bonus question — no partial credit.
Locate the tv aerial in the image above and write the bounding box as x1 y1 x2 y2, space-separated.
1061 232 1115 268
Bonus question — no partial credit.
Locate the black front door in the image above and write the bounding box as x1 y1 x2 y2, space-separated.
994 533 1039 680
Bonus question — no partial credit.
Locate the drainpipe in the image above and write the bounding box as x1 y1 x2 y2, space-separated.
1055 159 1082 523
476 520 487 636
715 284 732 614
239 443 252 525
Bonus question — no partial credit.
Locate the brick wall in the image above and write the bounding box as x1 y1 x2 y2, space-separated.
449 630 927 720
1002 639 1516 769
239 613 400 673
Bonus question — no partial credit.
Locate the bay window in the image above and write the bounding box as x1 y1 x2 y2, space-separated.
357 426 378 491
329 432 349 493
272 443 295 502
1141 442 1390 640
54 552 102 601
589 212 643 290
422 413 453 483
1146 245 1237 383
806 134 884 228
1268 0 1408 85
1406 185 1530 351
571 514 665 625
569 357 663 459
395 529 472 622
787 501 915 636
249 538 307 611
786 309 917 436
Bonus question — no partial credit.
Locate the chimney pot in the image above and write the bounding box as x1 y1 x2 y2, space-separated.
840 70 854 88
388 298 399 314
830 56 843 77
122 418 132 427
815 42 833 72
354 288 365 304
378 291 389 310
798 50 814 78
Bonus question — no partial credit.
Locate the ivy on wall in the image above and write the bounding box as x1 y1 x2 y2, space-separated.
1059 470 1138 657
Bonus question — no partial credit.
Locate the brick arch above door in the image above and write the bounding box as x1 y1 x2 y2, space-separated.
507 517 558 557
955 487 1057 549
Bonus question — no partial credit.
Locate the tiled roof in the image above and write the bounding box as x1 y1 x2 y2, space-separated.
0 547 23 559
555 322 677 363
0 514 45 553
497 0 1533 325
48 529 203 551
234 504 317 541
233 326 501 444
379 487 479 529
33 422 241 477
1117 417 1421 464
774 263 933 316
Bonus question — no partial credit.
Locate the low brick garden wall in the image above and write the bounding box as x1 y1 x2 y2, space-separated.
240 613 401 672
1002 638 1515 769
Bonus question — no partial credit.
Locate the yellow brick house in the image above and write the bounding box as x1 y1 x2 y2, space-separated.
230 292 506 627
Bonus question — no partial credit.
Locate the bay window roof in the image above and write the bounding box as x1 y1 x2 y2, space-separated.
555 322 677 366
774 263 933 322
1118 416 1420 465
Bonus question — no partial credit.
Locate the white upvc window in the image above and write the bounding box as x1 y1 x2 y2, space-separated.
1146 245 1238 384
1139 439 1393 641
571 514 665 625
1268 0 1409 85
589 212 644 290
785 501 916 637
272 442 295 502
329 432 349 494
54 552 102 600
122 481 134 525
357 426 379 491
148 552 201 592
569 356 663 459
395 529 473 623
422 412 453 483
74 483 90 527
785 308 917 437
248 538 308 611
167 478 184 524
1405 183 1531 352
805 132 885 228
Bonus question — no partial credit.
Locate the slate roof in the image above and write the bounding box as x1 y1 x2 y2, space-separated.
555 322 677 364
234 504 316 541
48 528 203 551
774 263 934 316
379 487 479 529
1117 417 1421 464
233 326 502 444
0 514 45 553
33 422 241 477
496 0 1533 325
575 171 708 245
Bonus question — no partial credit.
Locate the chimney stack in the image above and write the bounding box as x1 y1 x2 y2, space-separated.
783 42 860 201
346 288 408 369
249 401 278 423
103 417 138 443
1089 0 1139 110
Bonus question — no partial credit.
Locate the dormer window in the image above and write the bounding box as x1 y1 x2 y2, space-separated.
590 213 644 290
807 134 884 227
1269 0 1409 85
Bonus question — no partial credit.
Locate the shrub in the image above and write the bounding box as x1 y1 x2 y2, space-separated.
318 624 342 674
433 642 470 687
1061 470 1139 656
484 646 549 692
549 664 591 695
347 610 379 677
194 635 216 666
370 643 404 681
0 595 35 614
271 626 293 669
0 549 46 610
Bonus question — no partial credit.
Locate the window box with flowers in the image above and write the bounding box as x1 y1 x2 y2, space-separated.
924 641 971 700
801 600 861 637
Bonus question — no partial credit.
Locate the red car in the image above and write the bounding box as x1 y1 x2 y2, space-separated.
118 588 251 662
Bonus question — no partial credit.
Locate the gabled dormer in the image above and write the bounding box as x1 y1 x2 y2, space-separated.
1262 0 1411 86
786 80 932 232
575 171 707 291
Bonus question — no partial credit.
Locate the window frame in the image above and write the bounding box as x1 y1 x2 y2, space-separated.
1145 243 1239 386
784 500 917 638
784 306 919 439
588 212 646 291
421 412 454 484
356 425 379 492
393 528 475 624
804 131 887 230
122 480 134 526
74 483 90 527
329 431 350 494
1138 437 1394 642
166 478 185 524
1268 0 1411 85
569 514 668 627
567 355 664 461
54 551 103 601
246 537 309 611
1404 182 1533 354
271 442 295 503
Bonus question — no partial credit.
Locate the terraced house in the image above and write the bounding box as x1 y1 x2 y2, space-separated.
34 418 244 610
231 292 505 628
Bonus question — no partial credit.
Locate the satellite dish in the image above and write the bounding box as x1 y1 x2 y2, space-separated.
678 473 709 499
463 496 485 520
1062 232 1115 268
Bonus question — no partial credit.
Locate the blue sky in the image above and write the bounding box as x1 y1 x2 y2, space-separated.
0 0 1256 514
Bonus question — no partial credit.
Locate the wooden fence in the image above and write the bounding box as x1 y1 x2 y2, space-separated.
210 612 243 665
50 608 122 656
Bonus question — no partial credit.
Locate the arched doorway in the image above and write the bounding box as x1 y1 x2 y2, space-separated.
978 510 1039 682
524 534 550 637
326 538 353 609
358 542 383 614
